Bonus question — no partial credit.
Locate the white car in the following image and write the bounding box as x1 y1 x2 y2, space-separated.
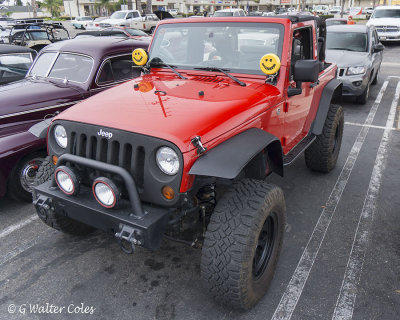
313 5 329 15
85 17 108 31
329 6 342 15
71 16 93 30
213 9 246 17
167 9 178 17
99 10 143 28
367 6 400 42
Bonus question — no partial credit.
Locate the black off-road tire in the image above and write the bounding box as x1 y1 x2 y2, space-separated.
356 82 370 105
8 151 46 202
305 104 344 173
34 156 95 235
200 179 286 310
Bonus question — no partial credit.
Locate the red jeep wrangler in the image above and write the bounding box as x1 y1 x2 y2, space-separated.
32 16 343 310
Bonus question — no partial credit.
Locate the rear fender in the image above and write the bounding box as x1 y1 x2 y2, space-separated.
189 128 283 180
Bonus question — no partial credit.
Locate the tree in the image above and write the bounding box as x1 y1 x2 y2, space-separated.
135 0 141 12
145 0 151 14
40 0 63 17
96 0 113 16
16 0 23 6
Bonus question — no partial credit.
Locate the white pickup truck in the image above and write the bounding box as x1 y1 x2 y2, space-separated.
100 10 159 33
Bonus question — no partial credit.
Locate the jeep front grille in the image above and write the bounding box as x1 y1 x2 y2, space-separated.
69 132 145 189
50 121 184 206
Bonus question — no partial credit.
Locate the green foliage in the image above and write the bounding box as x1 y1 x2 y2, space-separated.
40 0 63 17
16 0 23 6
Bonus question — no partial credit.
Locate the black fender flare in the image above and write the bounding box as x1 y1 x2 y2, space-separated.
189 128 283 180
311 79 342 135
28 118 53 139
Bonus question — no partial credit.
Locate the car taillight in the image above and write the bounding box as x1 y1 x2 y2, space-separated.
95 24 99 27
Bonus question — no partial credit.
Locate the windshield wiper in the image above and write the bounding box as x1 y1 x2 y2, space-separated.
194 67 246 87
147 57 187 80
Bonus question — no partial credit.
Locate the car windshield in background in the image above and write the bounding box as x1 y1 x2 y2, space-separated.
372 9 400 18
79 17 92 21
0 53 32 66
110 12 126 19
213 12 234 17
30 31 48 40
125 28 148 36
149 22 284 75
30 52 93 83
326 32 368 52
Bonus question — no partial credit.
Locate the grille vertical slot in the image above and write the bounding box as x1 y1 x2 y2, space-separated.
135 146 145 189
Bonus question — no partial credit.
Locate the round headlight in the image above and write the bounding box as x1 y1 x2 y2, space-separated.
54 125 68 149
156 147 180 175
93 177 120 208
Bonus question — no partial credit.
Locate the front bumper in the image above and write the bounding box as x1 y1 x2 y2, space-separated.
377 31 400 42
338 73 369 96
33 154 174 250
34 181 173 250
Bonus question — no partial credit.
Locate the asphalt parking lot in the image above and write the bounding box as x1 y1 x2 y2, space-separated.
1 27 400 319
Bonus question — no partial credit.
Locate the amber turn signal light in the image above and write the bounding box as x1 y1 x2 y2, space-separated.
52 155 58 165
162 185 175 200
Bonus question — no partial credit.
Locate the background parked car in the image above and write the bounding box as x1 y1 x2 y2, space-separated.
71 16 93 30
366 6 400 42
85 17 108 31
167 9 178 17
99 10 143 28
329 6 343 15
0 37 149 202
326 18 348 26
7 23 70 51
213 9 246 16
75 27 150 39
325 24 384 104
0 44 36 85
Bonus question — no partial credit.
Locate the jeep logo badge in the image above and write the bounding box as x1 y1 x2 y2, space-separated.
97 129 113 139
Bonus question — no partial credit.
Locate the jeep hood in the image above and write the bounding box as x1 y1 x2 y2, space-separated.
325 50 369 68
56 74 281 152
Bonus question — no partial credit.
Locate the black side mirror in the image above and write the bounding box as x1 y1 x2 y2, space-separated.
373 43 384 53
293 59 320 83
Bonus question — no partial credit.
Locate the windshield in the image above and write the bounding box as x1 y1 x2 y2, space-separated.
149 22 284 75
213 12 234 17
110 12 127 19
326 32 368 52
80 17 92 21
30 31 49 40
372 9 400 18
125 28 148 36
30 52 93 83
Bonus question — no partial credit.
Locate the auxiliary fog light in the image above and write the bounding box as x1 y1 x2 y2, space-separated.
55 166 80 195
92 177 120 208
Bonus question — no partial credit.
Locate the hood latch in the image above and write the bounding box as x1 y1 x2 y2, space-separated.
191 136 207 155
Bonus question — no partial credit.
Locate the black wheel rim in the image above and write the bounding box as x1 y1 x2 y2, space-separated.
253 214 276 279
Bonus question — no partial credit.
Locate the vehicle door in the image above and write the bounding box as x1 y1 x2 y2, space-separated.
125 12 135 27
90 54 142 95
370 28 382 79
284 26 319 151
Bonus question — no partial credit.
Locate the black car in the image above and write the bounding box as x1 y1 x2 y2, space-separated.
0 44 36 85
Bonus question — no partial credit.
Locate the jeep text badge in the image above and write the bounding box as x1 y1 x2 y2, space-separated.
97 129 113 139
260 53 281 75
132 48 148 66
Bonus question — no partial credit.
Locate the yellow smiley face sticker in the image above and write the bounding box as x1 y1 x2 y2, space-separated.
259 53 281 75
132 48 148 66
